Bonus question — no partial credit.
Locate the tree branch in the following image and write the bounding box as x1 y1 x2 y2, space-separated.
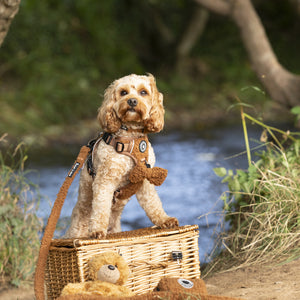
193 0 231 16
0 0 21 47
176 6 209 59
195 0 300 107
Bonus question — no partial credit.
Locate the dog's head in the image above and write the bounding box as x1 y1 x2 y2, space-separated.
97 74 164 133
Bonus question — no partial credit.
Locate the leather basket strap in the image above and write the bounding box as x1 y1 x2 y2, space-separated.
34 145 90 300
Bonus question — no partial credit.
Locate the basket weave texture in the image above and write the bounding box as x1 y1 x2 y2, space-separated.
45 225 200 299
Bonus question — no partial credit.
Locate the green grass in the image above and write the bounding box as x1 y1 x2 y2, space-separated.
0 134 43 286
206 111 300 274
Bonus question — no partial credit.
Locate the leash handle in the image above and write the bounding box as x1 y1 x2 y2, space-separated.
34 145 90 300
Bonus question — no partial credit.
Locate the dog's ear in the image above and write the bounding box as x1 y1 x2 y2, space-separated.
97 81 121 133
144 74 165 133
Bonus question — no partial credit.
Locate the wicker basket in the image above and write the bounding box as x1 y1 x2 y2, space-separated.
46 225 200 299
34 146 201 300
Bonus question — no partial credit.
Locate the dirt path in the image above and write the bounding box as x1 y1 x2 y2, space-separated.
1 259 300 300
204 258 300 300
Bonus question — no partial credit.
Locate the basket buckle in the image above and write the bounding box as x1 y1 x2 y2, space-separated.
171 251 183 265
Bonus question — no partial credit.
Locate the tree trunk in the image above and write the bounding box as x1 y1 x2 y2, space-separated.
0 0 21 47
194 0 300 107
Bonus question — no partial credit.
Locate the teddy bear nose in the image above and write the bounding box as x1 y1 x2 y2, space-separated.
108 265 115 270
127 98 138 107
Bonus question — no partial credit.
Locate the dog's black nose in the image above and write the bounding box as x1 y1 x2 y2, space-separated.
127 98 138 107
108 265 115 270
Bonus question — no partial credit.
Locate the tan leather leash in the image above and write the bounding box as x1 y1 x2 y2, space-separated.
34 145 90 300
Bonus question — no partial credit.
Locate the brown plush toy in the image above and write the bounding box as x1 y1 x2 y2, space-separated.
59 252 133 298
153 277 245 300
113 136 168 200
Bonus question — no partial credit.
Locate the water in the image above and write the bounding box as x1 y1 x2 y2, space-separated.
28 125 261 263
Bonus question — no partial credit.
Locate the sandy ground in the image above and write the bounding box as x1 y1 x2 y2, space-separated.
205 259 300 300
1 259 300 300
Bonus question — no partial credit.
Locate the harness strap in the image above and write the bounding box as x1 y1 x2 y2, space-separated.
102 132 138 164
87 132 143 178
87 132 168 201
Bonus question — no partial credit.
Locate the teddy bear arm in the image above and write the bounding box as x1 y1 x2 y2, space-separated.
88 281 133 297
147 167 168 186
61 282 92 296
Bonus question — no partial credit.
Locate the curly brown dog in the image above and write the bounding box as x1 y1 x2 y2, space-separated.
65 74 178 239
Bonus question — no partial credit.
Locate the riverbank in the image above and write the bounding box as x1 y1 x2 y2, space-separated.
2 99 293 151
1 258 300 299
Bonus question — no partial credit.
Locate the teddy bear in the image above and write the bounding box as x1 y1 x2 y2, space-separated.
152 277 245 300
59 251 133 297
112 136 168 200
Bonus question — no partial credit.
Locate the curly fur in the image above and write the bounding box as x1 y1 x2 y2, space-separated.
65 74 178 239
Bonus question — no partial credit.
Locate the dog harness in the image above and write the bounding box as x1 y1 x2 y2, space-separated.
87 132 168 200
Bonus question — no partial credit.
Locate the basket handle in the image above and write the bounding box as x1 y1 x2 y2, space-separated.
34 145 90 300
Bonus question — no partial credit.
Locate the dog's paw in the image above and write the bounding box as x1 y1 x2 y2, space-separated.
89 230 106 239
160 217 179 229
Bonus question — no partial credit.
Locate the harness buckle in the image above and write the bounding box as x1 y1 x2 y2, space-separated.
116 142 125 153
102 132 113 144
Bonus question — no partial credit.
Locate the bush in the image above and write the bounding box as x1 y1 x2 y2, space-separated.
211 111 300 268
0 134 43 286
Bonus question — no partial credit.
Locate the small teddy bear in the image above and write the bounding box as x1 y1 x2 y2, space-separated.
60 251 133 297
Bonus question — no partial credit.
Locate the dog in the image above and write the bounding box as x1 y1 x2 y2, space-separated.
65 74 179 239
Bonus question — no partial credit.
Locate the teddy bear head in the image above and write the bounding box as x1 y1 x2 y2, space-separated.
88 251 130 286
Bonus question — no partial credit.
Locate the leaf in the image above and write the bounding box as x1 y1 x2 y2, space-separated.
228 169 234 177
221 175 232 184
228 176 240 192
226 102 254 112
221 194 230 211
290 106 300 115
236 169 248 183
240 86 265 95
213 167 227 177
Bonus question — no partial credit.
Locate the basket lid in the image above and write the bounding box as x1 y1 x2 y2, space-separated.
50 225 199 248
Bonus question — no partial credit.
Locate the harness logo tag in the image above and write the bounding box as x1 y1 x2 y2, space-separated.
139 140 147 153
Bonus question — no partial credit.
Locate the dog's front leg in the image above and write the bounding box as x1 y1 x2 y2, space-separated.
136 180 179 228
89 172 122 239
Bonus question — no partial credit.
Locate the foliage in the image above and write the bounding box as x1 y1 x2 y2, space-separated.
290 106 300 123
0 0 143 133
0 0 299 137
0 134 43 286
211 109 300 268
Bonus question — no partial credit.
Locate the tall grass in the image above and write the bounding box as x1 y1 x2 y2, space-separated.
209 110 300 273
0 134 43 286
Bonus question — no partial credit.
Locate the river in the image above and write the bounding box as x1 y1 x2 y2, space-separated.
28 124 262 263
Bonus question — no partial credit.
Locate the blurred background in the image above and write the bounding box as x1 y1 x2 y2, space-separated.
0 0 299 262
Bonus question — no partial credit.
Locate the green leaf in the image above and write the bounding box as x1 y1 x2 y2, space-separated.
221 175 232 184
290 106 300 115
213 167 227 177
236 169 248 183
240 86 265 95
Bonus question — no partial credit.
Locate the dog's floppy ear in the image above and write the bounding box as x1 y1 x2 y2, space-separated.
97 81 121 133
144 73 165 133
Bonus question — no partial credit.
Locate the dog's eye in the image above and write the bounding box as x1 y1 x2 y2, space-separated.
140 90 148 96
120 90 128 96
